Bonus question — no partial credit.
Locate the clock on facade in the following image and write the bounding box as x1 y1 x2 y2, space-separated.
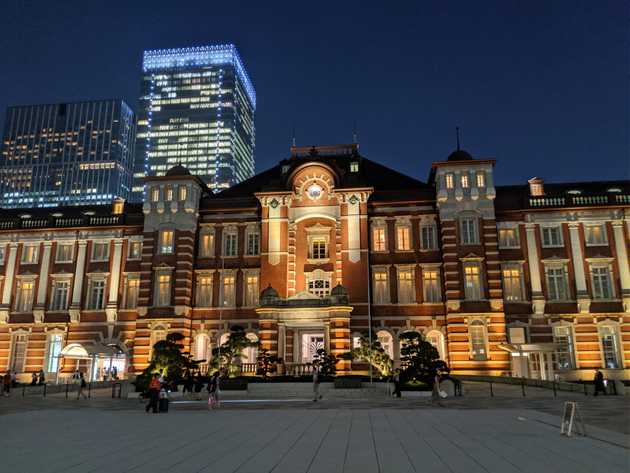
307 183 323 200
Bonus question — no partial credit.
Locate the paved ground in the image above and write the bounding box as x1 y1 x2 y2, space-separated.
1 407 627 473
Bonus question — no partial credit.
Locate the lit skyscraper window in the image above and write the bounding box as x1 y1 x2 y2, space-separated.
132 44 256 200
0 100 135 208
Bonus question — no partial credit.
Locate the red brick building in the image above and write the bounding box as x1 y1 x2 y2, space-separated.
1 144 628 381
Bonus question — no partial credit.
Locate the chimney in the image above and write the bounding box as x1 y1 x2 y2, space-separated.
528 177 544 196
112 197 125 215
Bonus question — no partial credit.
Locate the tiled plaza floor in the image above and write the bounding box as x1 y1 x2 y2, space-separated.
1 406 628 473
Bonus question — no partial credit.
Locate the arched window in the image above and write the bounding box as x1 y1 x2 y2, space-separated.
469 320 487 361
242 333 259 364
376 330 394 359
149 325 168 359
193 333 211 362
425 330 445 360
553 324 575 370
307 269 331 298
598 324 622 369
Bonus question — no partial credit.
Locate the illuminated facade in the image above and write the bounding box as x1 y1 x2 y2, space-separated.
133 44 256 200
0 144 628 383
0 100 135 208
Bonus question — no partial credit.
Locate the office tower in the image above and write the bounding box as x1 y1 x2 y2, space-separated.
0 99 135 208
133 44 256 199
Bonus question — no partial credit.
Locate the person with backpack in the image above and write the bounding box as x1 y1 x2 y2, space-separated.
145 373 161 413
77 372 88 400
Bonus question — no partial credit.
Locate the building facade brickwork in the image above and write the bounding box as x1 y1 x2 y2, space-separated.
0 144 628 382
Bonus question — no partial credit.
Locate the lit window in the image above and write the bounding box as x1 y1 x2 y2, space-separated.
350 161 359 173
541 226 563 247
461 174 469 188
599 325 621 369
55 243 74 263
87 278 106 310
193 333 211 362
155 273 172 307
91 241 110 261
553 325 575 370
221 274 235 306
310 238 327 259
128 241 142 260
422 269 441 303
420 225 437 250
9 332 28 373
397 268 415 303
45 333 63 373
545 266 568 301
463 263 482 300
469 320 487 360
308 270 331 298
426 330 445 360
591 266 613 299
502 265 523 301
50 280 70 311
223 232 238 257
585 224 607 246
179 185 188 201
196 275 213 307
14 280 35 312
21 244 39 264
199 231 214 257
499 228 519 248
245 274 259 306
246 231 260 256
476 172 485 187
373 270 390 304
151 187 160 202
445 173 454 189
159 230 174 254
0 245 5 264
396 225 411 251
460 218 478 245
372 226 387 251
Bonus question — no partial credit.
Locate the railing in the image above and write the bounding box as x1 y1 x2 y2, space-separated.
0 214 125 230
284 363 314 377
529 194 630 209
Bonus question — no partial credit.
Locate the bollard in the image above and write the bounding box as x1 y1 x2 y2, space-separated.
22 385 25 397
65 382 69 399
552 381 557 398
43 383 47 398
88 382 92 399
489 381 494 397
521 379 526 397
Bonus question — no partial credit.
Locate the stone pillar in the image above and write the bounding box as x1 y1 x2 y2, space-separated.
568 223 590 313
0 242 18 322
106 239 123 323
277 323 286 360
612 221 630 312
259 319 278 357
525 224 545 316
69 240 88 323
33 241 53 323
545 352 555 380
329 315 351 373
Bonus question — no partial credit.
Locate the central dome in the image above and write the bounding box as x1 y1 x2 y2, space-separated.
165 165 191 177
446 149 474 162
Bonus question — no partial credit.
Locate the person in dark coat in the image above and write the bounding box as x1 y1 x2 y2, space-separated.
392 369 402 398
593 369 607 396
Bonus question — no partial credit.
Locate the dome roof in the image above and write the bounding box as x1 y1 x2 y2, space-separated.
260 284 279 299
165 165 191 177
446 149 473 162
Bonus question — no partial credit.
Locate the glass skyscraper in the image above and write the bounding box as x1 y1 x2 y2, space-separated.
0 99 135 208
133 44 256 199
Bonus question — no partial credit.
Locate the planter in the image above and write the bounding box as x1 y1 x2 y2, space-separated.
220 378 248 391
334 377 363 389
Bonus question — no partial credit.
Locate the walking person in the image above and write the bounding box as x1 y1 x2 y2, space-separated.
76 372 88 400
10 371 17 388
2 372 11 397
30 372 37 386
207 372 220 409
312 366 322 402
392 369 402 398
38 369 46 386
145 373 161 413
593 369 607 396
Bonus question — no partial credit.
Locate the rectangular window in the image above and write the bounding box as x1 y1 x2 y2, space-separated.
128 241 142 260
246 232 260 256
546 266 568 301
91 241 110 261
151 187 160 202
87 279 106 310
502 265 524 302
498 228 519 248
196 275 213 307
541 226 563 247
45 333 63 373
221 274 235 306
155 273 171 307
476 172 485 187
21 244 39 264
591 266 613 299
422 270 441 303
397 268 415 303
50 280 70 311
310 239 327 259
445 173 454 189
9 333 28 372
600 326 621 369
469 321 487 360
396 225 411 251
55 243 74 263
199 233 214 257
224 233 237 257
165 186 173 201
124 276 140 309
464 263 482 300
245 274 259 306
179 185 188 201
307 275 331 298
460 218 478 245
373 270 390 304
420 225 437 250
15 280 35 312
585 224 607 246
350 161 359 172
372 227 387 251
159 230 174 254
461 173 469 188
553 326 575 370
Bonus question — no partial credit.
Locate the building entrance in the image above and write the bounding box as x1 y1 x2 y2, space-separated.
300 333 325 363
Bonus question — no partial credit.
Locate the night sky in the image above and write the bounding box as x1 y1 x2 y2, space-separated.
0 1 627 185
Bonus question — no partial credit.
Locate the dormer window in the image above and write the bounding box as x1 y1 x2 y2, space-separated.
165 186 173 201
461 174 469 188
445 173 454 189
151 187 160 202
178 185 188 201
476 172 485 187
281 165 290 174
350 161 359 173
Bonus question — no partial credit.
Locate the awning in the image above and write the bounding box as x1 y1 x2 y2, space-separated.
60 342 125 358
